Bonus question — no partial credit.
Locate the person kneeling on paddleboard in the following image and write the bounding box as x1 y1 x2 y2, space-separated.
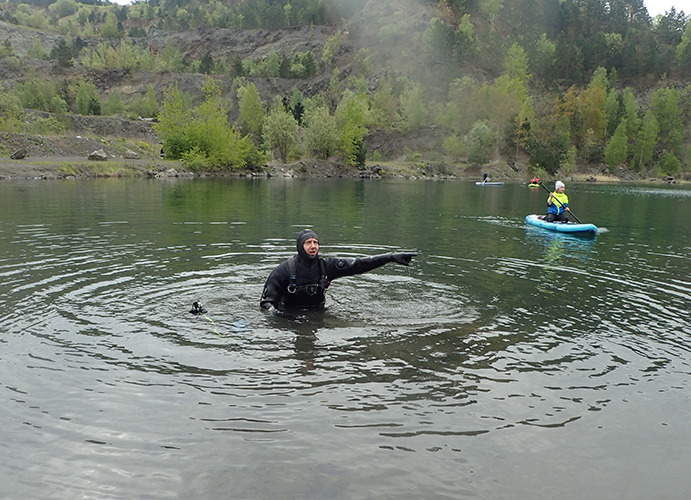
260 229 415 313
545 180 571 222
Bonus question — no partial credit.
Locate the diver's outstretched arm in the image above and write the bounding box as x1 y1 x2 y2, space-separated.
328 252 416 279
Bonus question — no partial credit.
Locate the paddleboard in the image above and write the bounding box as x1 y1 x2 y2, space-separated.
475 181 504 186
525 214 598 234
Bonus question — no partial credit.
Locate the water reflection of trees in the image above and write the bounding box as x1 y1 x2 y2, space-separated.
526 229 596 296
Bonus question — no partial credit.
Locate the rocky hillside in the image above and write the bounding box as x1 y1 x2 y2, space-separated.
0 1 453 168
0 0 438 118
0 20 341 111
1 0 685 182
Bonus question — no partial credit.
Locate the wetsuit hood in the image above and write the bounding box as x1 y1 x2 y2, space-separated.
297 229 319 260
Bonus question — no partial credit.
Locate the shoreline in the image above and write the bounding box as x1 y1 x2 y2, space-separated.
1 132 684 184
0 156 683 184
0 153 684 185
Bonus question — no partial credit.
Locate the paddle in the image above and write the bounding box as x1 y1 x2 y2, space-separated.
538 182 583 224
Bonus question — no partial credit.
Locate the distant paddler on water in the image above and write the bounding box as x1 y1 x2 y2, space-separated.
475 173 504 186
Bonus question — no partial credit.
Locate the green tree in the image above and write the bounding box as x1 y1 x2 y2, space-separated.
484 74 532 146
154 83 191 159
199 50 215 74
230 56 244 77
48 94 67 115
422 15 476 66
103 91 125 115
481 0 505 22
262 108 299 163
87 96 102 115
674 21 691 75
455 14 478 58
557 69 609 150
554 33 584 85
0 40 15 59
101 12 122 38
155 79 262 170
303 105 339 160
335 90 369 167
532 34 556 83
621 88 641 138
561 145 578 175
50 38 73 67
289 87 305 122
398 83 427 131
604 119 628 171
605 89 620 137
351 136 367 169
437 77 482 135
284 3 293 26
504 42 530 86
24 9 49 30
442 133 465 160
483 45 533 156
266 50 280 77
237 82 264 140
631 110 659 172
0 92 25 132
322 32 344 66
300 51 317 77
158 40 186 72
464 120 495 165
658 150 681 176
370 78 399 127
16 78 49 111
650 87 683 154
49 0 79 18
128 85 158 118
582 68 609 141
28 36 47 60
604 32 623 68
422 18 456 61
528 97 571 174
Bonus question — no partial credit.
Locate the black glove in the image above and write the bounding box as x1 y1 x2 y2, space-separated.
264 305 308 323
391 252 416 266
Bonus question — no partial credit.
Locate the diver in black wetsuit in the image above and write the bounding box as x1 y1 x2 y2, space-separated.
260 229 415 313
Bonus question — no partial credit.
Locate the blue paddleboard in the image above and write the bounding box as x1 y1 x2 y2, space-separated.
525 214 598 234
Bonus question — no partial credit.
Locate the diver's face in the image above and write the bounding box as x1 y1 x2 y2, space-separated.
303 238 319 256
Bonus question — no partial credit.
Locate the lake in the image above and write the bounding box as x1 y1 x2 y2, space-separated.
1 177 689 499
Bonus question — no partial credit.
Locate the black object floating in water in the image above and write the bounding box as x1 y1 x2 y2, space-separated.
190 301 207 315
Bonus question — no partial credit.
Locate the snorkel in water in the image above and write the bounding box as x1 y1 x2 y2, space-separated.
189 300 207 315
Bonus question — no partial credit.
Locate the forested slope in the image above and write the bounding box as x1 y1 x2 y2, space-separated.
0 0 689 179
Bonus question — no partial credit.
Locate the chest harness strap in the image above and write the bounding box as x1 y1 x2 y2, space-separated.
287 257 330 295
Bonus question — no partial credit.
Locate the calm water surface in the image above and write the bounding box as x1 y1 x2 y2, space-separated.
1 178 689 499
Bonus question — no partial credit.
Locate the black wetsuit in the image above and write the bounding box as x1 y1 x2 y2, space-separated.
260 253 401 310
260 229 414 311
